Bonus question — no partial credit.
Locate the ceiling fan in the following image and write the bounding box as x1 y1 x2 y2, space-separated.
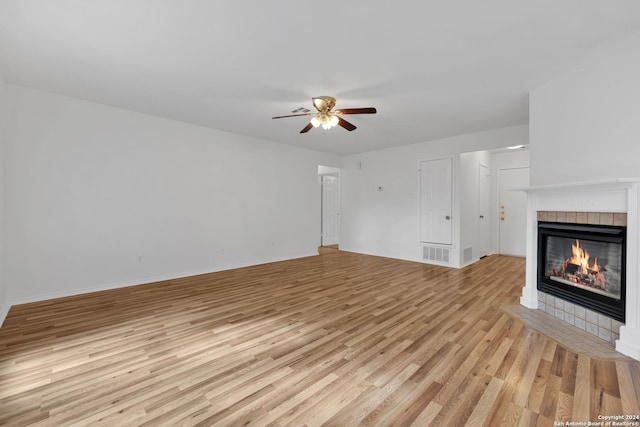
272 96 376 133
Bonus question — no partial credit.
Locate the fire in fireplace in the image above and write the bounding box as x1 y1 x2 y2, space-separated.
549 238 621 299
538 222 626 322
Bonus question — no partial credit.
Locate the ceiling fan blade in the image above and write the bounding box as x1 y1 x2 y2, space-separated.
335 107 377 115
338 117 357 131
300 122 314 133
272 113 314 119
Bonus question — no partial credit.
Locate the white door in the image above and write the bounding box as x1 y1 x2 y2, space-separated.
478 164 491 257
498 167 529 256
321 175 340 246
420 158 452 244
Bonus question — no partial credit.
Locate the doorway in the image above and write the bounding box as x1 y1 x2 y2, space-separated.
318 166 340 247
477 163 491 258
498 167 529 256
419 158 453 245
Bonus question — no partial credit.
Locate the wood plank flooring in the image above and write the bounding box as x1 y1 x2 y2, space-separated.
1 252 639 426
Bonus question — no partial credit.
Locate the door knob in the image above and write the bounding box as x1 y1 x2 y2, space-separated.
445 215 451 220
479 215 484 219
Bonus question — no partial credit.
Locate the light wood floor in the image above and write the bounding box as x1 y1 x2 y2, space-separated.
1 252 639 426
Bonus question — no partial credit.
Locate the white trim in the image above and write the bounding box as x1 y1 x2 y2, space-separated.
617 326 640 360
516 178 640 193
616 183 640 359
520 194 539 308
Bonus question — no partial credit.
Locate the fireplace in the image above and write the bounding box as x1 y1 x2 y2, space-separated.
538 221 626 322
519 179 640 361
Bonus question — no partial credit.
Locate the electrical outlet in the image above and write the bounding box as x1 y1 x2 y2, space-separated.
137 255 143 263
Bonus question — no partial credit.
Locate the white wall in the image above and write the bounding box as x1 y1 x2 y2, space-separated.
491 149 529 179
5 85 340 304
340 125 528 266
530 31 640 186
0 65 7 323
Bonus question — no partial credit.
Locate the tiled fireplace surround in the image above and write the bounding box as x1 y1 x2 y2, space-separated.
535 211 625 345
519 179 640 361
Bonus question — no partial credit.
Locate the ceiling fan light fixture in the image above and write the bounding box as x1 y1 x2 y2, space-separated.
313 113 340 130
272 96 376 134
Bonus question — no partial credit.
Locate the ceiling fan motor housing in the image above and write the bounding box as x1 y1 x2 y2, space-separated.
312 96 336 113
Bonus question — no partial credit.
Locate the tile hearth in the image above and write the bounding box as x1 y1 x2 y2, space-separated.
501 305 629 359
536 291 623 344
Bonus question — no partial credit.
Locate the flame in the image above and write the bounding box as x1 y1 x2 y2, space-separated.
565 240 605 287
568 240 592 274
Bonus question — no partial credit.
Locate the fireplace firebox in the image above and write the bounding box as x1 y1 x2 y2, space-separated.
537 222 626 322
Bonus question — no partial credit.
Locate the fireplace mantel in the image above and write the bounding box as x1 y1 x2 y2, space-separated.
517 177 640 192
518 178 640 361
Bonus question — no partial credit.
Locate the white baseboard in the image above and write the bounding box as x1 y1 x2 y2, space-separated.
616 325 640 361
520 286 539 309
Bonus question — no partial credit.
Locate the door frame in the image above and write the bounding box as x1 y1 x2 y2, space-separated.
318 165 341 247
417 156 455 246
496 166 530 256
477 162 491 258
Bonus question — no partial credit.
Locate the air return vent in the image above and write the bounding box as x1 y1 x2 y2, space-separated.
422 246 450 264
463 246 473 263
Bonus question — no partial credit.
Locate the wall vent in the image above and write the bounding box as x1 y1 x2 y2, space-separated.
423 246 450 264
463 246 473 263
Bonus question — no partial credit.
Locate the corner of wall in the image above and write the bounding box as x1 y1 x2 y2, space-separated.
0 65 7 327
0 303 9 327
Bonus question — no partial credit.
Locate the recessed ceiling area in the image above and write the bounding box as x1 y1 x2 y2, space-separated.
1 1 638 155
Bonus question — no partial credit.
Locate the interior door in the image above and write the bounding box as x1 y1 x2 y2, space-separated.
321 175 340 246
420 158 452 244
478 163 491 257
498 167 529 256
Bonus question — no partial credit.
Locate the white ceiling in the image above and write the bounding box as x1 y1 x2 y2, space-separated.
1 1 639 155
